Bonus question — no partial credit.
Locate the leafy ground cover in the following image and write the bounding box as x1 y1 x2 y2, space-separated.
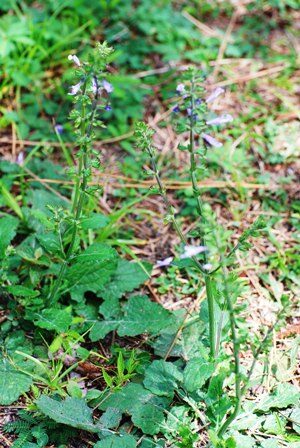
0 1 299 447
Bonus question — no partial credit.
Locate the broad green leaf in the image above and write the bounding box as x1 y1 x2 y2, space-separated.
260 440 280 448
98 260 152 301
118 295 174 337
143 360 183 397
37 233 62 256
99 407 122 429
90 296 174 341
6 285 40 298
229 432 256 448
0 215 19 258
256 383 300 412
99 383 170 435
90 319 119 341
33 308 72 333
81 213 109 230
0 360 32 405
94 435 136 447
183 357 214 392
66 243 118 301
37 396 102 433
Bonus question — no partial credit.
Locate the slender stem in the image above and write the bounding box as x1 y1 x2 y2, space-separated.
149 152 206 276
217 261 241 438
188 78 216 358
49 82 99 303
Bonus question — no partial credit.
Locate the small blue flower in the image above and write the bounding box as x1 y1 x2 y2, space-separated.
105 104 112 111
195 98 202 105
172 105 180 113
102 80 113 93
207 114 233 126
68 81 82 96
206 87 225 103
68 54 81 67
202 133 222 148
176 83 186 94
54 124 64 134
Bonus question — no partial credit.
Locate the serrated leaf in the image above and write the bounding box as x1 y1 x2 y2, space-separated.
90 296 174 341
90 319 119 341
118 295 173 337
33 308 72 332
0 215 19 258
143 360 183 397
256 383 300 412
66 243 118 301
0 360 32 405
94 435 136 447
99 383 170 435
98 260 152 301
183 357 214 392
37 396 102 433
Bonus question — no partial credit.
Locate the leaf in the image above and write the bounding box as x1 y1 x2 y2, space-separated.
99 407 122 429
0 360 32 405
37 396 102 433
81 213 109 230
90 319 119 341
260 440 280 448
98 260 152 301
66 243 118 301
143 360 183 397
118 295 174 337
33 308 72 333
256 383 300 412
6 285 40 298
183 357 214 392
229 432 257 448
94 435 136 448
99 383 170 435
90 295 174 341
0 215 19 258
37 233 62 256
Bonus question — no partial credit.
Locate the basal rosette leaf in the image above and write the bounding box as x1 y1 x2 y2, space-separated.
66 243 118 301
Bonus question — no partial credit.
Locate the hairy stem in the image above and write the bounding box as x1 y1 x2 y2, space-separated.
49 83 99 303
188 79 216 358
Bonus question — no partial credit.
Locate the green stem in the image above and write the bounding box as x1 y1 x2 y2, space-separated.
49 81 99 303
216 251 241 437
188 79 216 358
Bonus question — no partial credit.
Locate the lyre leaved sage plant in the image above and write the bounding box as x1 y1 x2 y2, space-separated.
134 68 282 440
49 42 114 303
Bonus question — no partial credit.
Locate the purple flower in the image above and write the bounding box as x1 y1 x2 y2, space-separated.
155 256 174 268
54 124 64 134
180 245 208 259
203 263 213 271
68 54 81 67
102 80 113 93
187 107 192 116
202 133 222 148
16 152 24 166
206 87 225 103
206 114 233 126
105 104 112 111
172 105 180 113
176 83 186 94
68 81 82 96
195 98 202 105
